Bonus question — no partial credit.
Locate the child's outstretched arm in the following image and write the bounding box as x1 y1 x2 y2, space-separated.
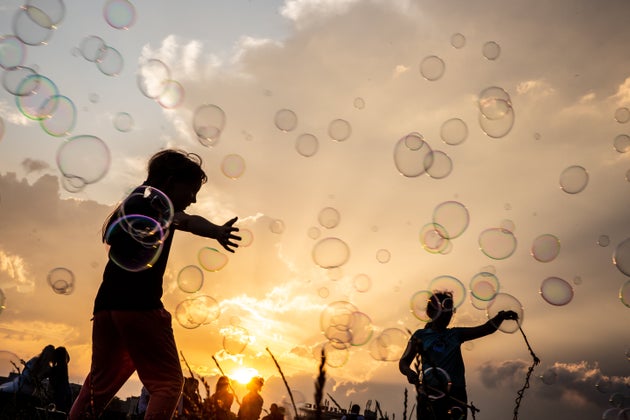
399 337 422 384
173 212 241 253
458 310 519 342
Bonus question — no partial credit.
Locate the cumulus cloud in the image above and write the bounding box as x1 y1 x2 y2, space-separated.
0 249 33 293
21 158 50 174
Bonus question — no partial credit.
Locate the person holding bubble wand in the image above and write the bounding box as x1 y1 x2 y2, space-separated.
69 149 241 420
399 291 519 420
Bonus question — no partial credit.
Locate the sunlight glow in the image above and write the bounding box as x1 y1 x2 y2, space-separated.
230 367 259 384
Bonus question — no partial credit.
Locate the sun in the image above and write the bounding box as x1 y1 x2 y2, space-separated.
230 367 260 385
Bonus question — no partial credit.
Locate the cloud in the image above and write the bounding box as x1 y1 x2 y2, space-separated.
0 248 32 293
21 158 50 174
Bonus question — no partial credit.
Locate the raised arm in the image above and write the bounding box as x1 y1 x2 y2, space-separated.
458 310 518 342
173 212 241 253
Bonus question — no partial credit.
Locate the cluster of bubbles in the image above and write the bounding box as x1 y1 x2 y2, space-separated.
137 58 185 109
0 2 118 193
77 34 123 77
273 108 353 158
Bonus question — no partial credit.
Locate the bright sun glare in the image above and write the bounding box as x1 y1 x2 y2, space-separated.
230 367 260 384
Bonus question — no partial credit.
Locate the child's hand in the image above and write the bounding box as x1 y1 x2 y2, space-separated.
218 217 241 253
406 371 419 385
499 310 519 321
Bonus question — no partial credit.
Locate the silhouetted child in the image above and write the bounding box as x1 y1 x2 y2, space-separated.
237 377 264 420
340 404 364 420
398 291 518 420
262 403 284 420
69 149 241 419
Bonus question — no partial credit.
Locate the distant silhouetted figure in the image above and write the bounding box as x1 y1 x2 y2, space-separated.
399 290 519 420
262 403 284 420
0 344 55 397
238 377 264 420
341 404 365 420
207 376 235 420
69 149 241 420
48 346 72 413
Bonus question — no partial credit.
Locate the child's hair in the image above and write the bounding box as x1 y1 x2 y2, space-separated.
102 149 207 241
145 149 208 187
426 291 454 319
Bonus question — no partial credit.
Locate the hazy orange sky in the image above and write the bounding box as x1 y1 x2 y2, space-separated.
0 1 629 419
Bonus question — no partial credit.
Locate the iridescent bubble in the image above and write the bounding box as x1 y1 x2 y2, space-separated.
175 295 220 329
368 328 409 361
2 65 37 96
318 287 330 299
479 228 517 260
221 154 246 179
328 118 352 142
420 55 445 81
295 133 319 157
478 86 512 120
424 150 452 179
486 293 523 333
96 45 124 76
573 276 583 286
113 112 133 132
0 35 26 70
13 7 54 46
440 118 468 145
614 107 630 123
613 134 630 153
119 185 174 233
531 233 560 263
353 273 371 293
482 41 501 60
105 215 164 271
198 247 228 272
307 226 321 239
137 58 171 99
269 219 285 234
104 0 136 30
349 311 373 346
428 275 466 309
540 277 574 306
376 249 391 264
177 265 204 293
393 132 433 177
222 325 250 355
470 294 491 310
318 207 340 229
61 175 87 193
80 35 106 62
419 222 450 254
40 95 76 137
320 301 358 334
620 280 630 308
469 272 500 301
433 201 469 239
410 290 438 322
275 108 297 132
88 93 100 104
312 237 350 268
500 219 515 232
47 267 75 295
559 165 588 194
353 97 365 109
16 74 59 120
451 33 466 49
157 80 185 109
56 135 111 185
609 392 626 409
193 104 225 147
238 228 253 247
324 340 349 368
479 106 515 138
26 0 65 28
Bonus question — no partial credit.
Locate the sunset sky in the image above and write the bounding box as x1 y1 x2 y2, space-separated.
0 1 629 419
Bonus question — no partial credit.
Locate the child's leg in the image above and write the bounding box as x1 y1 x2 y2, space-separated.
69 311 136 419
116 308 184 419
